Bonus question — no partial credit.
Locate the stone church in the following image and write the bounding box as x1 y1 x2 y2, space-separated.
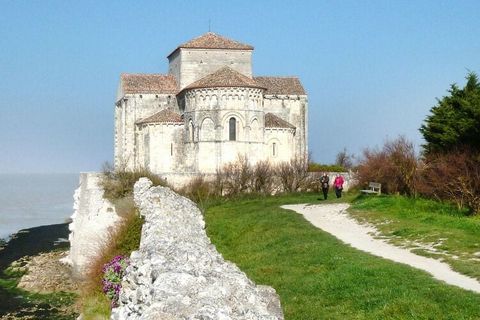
114 32 308 186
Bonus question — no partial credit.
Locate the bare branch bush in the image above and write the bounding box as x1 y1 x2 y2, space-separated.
177 175 218 204
220 155 253 196
418 148 480 215
251 160 275 194
356 136 419 195
276 157 311 192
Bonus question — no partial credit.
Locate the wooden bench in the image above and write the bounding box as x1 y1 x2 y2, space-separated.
361 182 382 195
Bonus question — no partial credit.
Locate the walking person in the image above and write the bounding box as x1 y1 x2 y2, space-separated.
333 174 345 198
320 173 329 200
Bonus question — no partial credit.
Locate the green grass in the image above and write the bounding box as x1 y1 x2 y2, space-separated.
205 191 480 319
349 195 480 280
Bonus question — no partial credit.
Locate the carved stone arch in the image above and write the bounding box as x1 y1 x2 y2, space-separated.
222 112 245 141
188 119 194 142
250 118 260 141
210 94 218 107
200 117 215 141
222 112 245 128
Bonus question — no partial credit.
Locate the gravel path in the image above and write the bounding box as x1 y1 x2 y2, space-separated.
282 203 480 294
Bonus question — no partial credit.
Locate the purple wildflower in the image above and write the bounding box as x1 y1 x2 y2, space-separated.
102 255 129 308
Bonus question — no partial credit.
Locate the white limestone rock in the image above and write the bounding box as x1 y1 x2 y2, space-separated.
111 178 283 320
62 172 120 279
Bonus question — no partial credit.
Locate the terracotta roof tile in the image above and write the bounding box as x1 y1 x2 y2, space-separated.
121 74 177 94
136 109 183 125
254 76 306 95
183 66 265 91
264 113 295 129
169 32 253 57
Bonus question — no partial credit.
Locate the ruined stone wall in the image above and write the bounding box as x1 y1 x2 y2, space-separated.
62 173 120 279
112 178 283 320
309 171 357 191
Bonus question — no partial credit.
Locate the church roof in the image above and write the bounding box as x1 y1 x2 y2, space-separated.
168 32 253 57
121 74 178 94
254 77 306 95
183 66 266 91
136 109 183 125
265 113 296 129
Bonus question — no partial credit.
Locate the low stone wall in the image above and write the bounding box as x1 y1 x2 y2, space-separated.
309 171 357 191
62 172 120 279
112 178 284 320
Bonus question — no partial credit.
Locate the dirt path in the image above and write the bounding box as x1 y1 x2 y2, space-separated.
282 203 480 294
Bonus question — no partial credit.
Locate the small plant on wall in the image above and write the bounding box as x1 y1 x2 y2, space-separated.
102 255 130 308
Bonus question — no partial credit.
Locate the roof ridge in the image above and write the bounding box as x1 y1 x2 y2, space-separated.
120 74 178 95
168 32 253 57
255 75 300 79
136 109 183 125
254 77 306 95
121 73 173 76
264 112 296 129
182 66 266 91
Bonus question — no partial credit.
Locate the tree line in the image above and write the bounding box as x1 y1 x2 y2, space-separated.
356 72 480 215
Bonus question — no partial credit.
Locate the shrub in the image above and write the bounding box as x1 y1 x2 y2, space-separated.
101 163 167 201
356 136 419 195
180 156 317 202
218 155 253 196
177 175 217 205
277 158 312 192
308 162 346 172
418 148 480 215
251 160 275 194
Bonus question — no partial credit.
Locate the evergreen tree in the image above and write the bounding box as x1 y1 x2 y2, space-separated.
420 72 480 154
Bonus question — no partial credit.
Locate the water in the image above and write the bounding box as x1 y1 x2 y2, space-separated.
0 173 79 240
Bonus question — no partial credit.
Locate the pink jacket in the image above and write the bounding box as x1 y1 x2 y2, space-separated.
333 176 344 188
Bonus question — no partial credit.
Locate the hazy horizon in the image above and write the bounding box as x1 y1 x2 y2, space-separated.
0 173 78 239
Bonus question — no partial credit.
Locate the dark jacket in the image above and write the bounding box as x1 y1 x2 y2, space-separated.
320 175 329 189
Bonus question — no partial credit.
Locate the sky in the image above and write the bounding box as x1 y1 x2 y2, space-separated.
1 0 479 173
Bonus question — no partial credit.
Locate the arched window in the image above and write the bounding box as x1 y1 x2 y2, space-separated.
200 118 215 141
229 117 236 141
272 142 276 156
189 120 194 142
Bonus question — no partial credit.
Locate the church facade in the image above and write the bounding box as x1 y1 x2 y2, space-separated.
114 32 308 186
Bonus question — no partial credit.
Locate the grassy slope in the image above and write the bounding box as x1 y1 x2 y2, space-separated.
349 195 480 281
205 192 480 319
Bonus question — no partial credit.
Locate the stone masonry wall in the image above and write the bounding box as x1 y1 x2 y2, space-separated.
62 173 120 279
309 171 357 191
112 178 284 320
